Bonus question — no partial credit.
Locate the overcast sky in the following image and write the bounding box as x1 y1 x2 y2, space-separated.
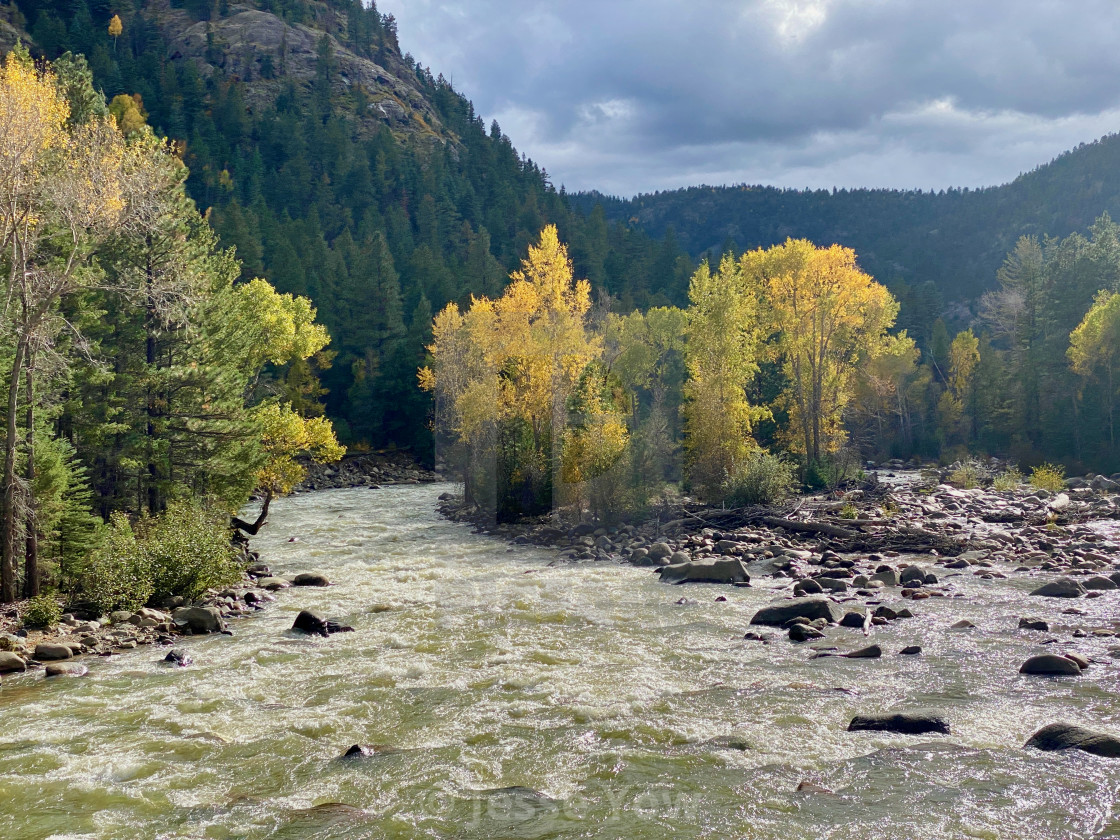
375 0 1120 198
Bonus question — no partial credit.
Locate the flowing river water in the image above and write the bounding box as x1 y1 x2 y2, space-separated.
2 483 1120 839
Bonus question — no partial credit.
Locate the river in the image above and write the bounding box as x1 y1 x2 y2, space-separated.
2 483 1120 839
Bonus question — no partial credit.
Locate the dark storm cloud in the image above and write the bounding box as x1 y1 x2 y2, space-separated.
376 0 1120 195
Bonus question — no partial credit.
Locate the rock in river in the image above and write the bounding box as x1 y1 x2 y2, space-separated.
1024 723 1120 757
45 663 88 677
172 606 224 634
1019 654 1082 676
0 652 26 673
163 649 193 667
292 572 330 587
848 710 950 735
657 557 750 585
292 610 354 637
1029 578 1086 598
750 597 844 626
33 643 74 661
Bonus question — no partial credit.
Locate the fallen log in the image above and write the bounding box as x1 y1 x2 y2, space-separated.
759 517 858 539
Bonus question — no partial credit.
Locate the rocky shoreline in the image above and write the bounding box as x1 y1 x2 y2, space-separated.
294 450 437 492
0 450 437 684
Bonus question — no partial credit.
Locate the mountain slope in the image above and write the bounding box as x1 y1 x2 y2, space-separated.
574 132 1120 304
14 0 693 458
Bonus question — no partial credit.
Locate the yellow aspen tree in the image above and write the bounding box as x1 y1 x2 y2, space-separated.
682 254 767 500
108 15 123 52
748 239 900 464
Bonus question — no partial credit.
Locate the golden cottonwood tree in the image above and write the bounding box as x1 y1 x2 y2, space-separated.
747 239 900 464
421 225 598 517
682 254 767 500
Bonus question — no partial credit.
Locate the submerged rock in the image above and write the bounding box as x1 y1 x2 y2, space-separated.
848 710 950 735
163 649 193 667
340 744 400 758
1018 617 1049 631
657 557 750 585
750 597 844 626
1024 723 1120 757
44 663 88 677
843 644 882 658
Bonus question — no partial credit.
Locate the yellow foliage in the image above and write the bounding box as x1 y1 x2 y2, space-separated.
423 225 597 448
109 93 147 137
745 239 900 461
253 402 345 494
234 278 331 369
682 254 768 499
108 14 123 39
1069 290 1120 381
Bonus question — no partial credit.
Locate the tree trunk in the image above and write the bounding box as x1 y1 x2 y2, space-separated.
1 334 28 603
23 352 37 598
231 488 272 535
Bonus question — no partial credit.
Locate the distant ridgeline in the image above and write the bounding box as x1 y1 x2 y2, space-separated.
7 0 693 458
8 0 1120 473
574 134 1120 342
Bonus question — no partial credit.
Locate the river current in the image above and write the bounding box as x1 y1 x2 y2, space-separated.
2 483 1120 839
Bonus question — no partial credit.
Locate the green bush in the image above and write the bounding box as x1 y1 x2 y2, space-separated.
142 500 242 601
22 594 63 629
80 513 152 614
1030 463 1066 493
79 501 241 612
992 466 1024 491
723 451 797 506
948 458 990 489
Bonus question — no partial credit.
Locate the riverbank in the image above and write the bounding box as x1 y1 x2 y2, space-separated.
437 469 1120 636
295 450 438 492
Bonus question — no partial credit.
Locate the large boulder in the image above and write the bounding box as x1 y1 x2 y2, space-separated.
1019 654 1082 676
0 651 26 673
172 606 224 634
1083 576 1117 591
848 710 950 735
749 597 844 626
1029 578 1086 598
34 643 74 661
657 558 750 585
1024 723 1120 757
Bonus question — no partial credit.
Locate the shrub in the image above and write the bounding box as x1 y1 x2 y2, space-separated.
141 500 243 602
1030 463 1066 493
723 451 797 506
839 503 858 520
948 458 990 489
992 466 1024 492
22 594 63 629
80 513 152 615
79 501 241 613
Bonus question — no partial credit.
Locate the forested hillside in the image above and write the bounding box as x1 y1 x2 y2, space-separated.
575 132 1120 323
7 0 693 458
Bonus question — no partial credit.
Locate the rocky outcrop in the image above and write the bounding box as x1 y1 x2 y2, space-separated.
146 0 448 144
